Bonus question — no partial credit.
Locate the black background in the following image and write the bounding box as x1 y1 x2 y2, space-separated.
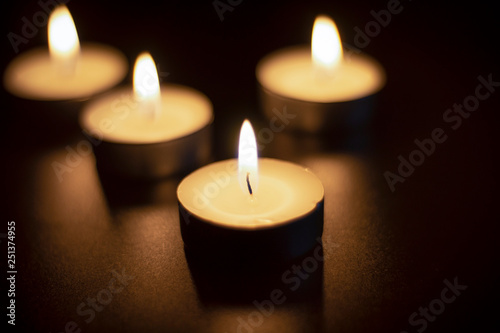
2 0 499 332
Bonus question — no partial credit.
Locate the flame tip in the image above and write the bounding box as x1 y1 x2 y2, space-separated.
312 14 343 73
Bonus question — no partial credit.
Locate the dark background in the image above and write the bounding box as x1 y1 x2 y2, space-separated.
2 0 499 332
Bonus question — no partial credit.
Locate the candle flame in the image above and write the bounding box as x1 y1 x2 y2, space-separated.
133 52 162 119
48 5 80 74
238 119 258 195
311 15 343 74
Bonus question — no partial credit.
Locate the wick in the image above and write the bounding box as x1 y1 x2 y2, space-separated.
246 172 253 195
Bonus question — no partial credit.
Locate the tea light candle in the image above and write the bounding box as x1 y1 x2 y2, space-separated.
256 15 386 133
3 5 127 142
177 120 324 262
80 52 213 179
3 5 127 102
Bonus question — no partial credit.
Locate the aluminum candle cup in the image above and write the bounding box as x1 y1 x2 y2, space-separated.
177 158 324 262
80 84 213 179
256 16 386 133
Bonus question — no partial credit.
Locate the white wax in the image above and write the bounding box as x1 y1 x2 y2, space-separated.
80 84 213 144
177 158 324 229
3 42 127 101
256 45 385 103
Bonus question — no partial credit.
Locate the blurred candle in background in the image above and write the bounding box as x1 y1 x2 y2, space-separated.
3 5 127 101
3 4 128 137
80 52 213 179
256 15 386 133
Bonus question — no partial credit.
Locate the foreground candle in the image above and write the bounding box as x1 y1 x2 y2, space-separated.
177 120 324 262
80 52 213 179
256 15 385 133
3 5 127 102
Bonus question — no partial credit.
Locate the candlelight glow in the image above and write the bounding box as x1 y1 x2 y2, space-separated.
311 15 343 74
48 5 80 73
133 52 161 119
238 120 258 195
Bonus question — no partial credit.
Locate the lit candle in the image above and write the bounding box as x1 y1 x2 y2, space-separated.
3 5 127 102
177 120 324 261
80 52 213 179
256 15 386 133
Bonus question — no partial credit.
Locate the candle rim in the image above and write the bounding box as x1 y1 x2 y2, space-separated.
177 157 325 230
79 83 214 145
179 197 324 231
3 42 128 101
256 44 386 103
